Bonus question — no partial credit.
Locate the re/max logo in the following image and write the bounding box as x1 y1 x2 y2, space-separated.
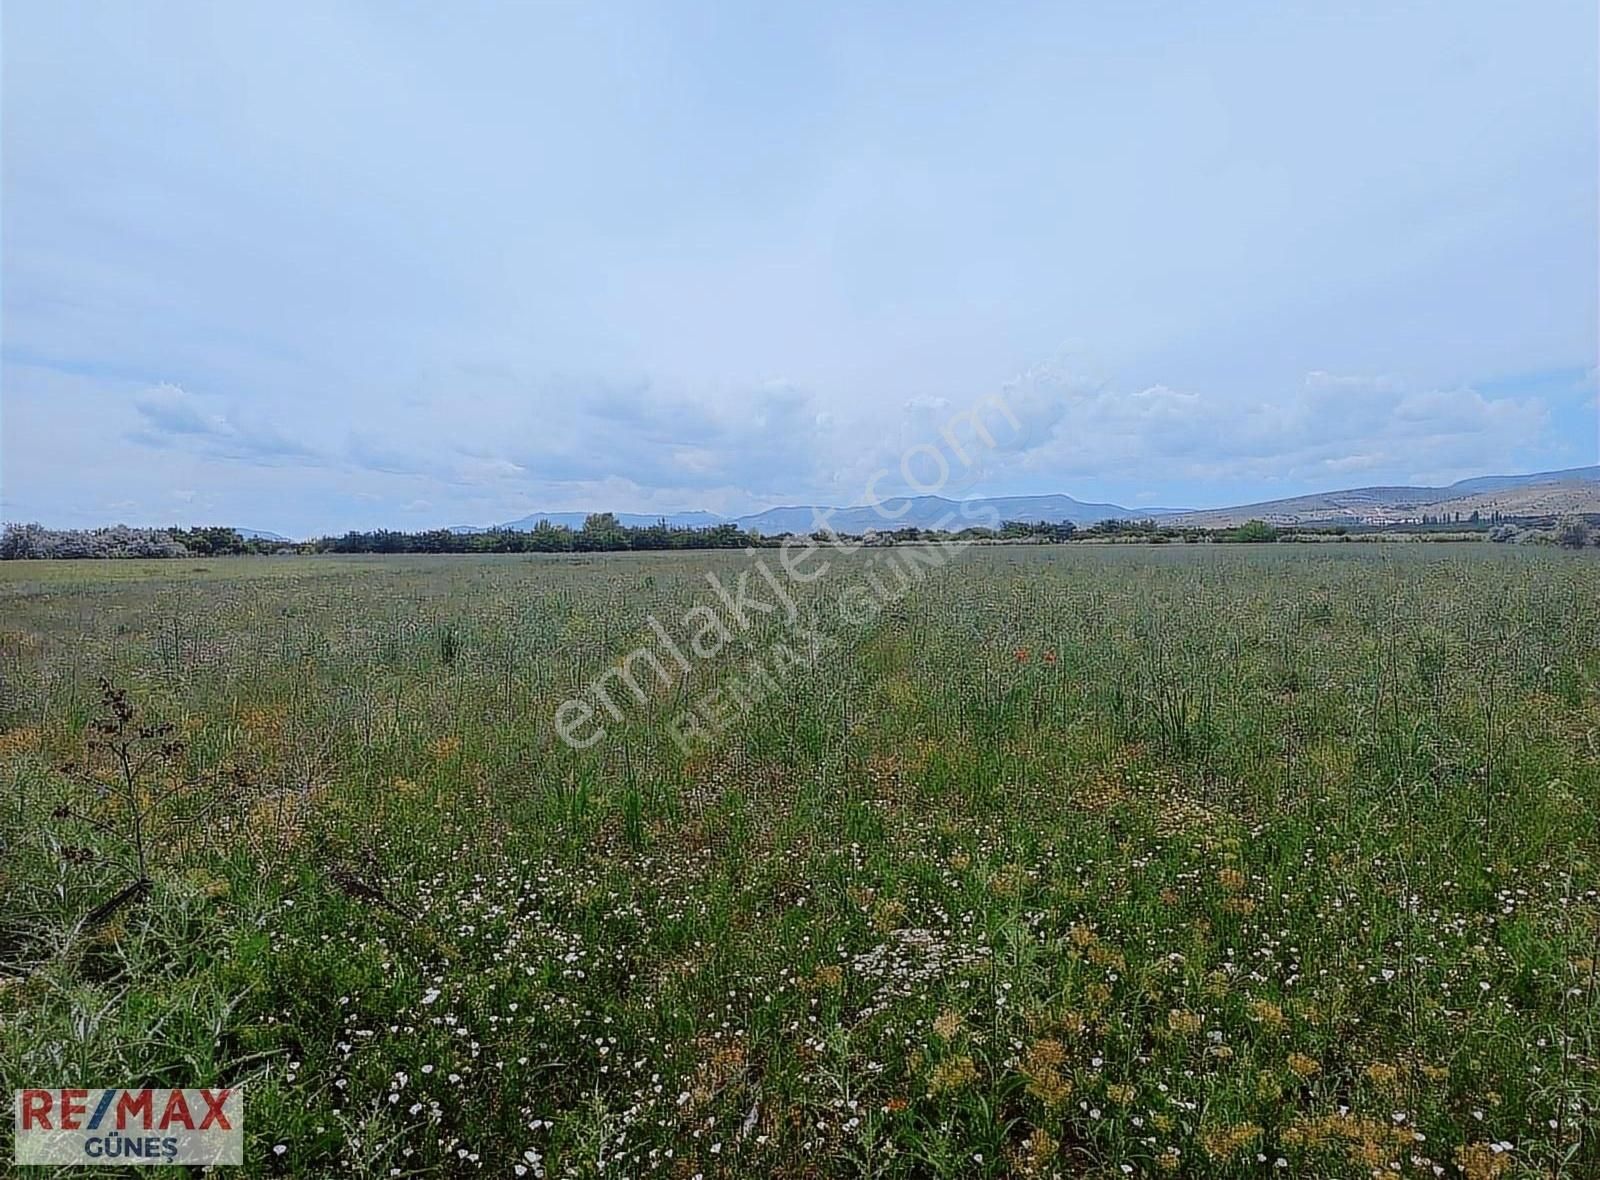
13 1089 243 1167
20 1088 234 1132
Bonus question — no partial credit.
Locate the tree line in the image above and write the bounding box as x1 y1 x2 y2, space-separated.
2 514 1078 558
11 513 1589 560
0 516 758 558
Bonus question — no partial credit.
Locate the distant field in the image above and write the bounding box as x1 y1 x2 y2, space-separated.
2 545 1598 1177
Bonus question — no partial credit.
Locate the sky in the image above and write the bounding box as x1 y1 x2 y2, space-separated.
3 1 1597 536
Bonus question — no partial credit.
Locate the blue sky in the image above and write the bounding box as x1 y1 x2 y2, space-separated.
3 1 1596 535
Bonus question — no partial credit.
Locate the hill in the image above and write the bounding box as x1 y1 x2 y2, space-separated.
438 466 1600 537
1165 466 1600 528
497 510 727 531
733 493 1180 534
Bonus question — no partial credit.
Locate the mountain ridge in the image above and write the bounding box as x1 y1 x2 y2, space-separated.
224 465 1599 539
1164 465 1600 528
466 465 1597 535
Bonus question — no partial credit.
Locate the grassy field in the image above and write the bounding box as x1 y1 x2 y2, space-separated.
2 544 1597 1178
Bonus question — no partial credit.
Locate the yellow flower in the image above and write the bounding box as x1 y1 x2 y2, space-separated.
1086 942 1126 970
1021 1039 1072 1108
0 726 41 758
1364 1062 1402 1093
927 1054 979 1096
1455 1142 1510 1180
1248 999 1286 1031
1085 982 1113 1012
988 863 1026 897
1200 1123 1261 1161
1287 1051 1321 1079
1019 1127 1056 1174
932 1008 963 1041
1025 1038 1066 1069
1168 1008 1203 1037
809 963 843 991
871 898 908 932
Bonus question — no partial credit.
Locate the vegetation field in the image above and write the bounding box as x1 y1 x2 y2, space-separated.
2 545 1598 1178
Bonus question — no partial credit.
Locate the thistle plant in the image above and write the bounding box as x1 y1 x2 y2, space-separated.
53 678 207 922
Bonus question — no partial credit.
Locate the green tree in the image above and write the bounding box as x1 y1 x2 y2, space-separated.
1230 519 1279 543
1555 516 1591 549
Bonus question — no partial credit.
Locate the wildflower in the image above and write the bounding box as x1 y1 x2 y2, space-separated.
809 963 843 991
1055 1009 1087 1036
1455 1142 1511 1180
988 863 1026 897
871 897 908 932
1019 1127 1056 1174
1014 647 1030 663
1364 1062 1403 1093
1021 1039 1072 1108
0 726 40 757
927 1054 979 1096
932 1009 963 1041
1042 649 1057 665
1167 1008 1203 1037
1086 942 1125 970
1287 1051 1321 1079
1248 999 1286 1031
1217 867 1246 892
1200 1123 1262 1161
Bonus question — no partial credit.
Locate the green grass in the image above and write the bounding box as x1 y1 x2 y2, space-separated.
1 544 1597 1177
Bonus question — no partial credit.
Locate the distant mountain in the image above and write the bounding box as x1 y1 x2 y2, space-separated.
474 496 1156 536
1444 465 1599 495
454 466 1600 538
497 510 727 531
1166 466 1600 528
733 493 1177 534
235 528 291 542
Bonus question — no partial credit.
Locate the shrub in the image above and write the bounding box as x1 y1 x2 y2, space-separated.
1229 519 1279 543
1554 515 1591 549
1 522 190 559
